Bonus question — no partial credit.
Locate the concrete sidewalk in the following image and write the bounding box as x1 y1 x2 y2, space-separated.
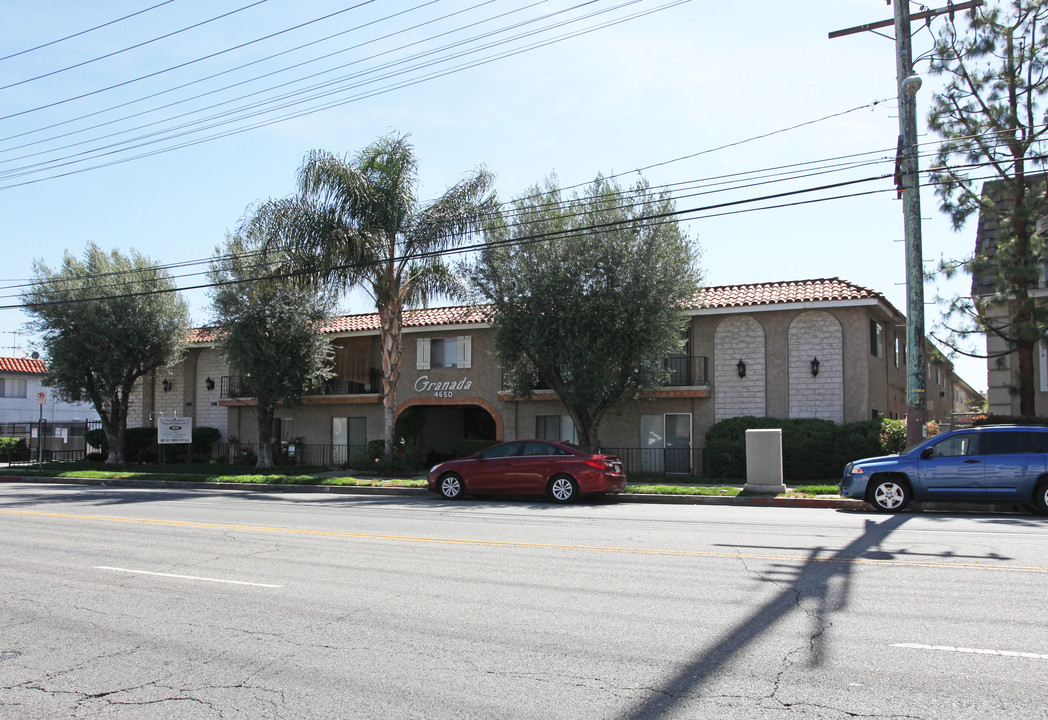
0 473 866 509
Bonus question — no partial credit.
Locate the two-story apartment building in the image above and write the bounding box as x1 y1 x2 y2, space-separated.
130 277 983 472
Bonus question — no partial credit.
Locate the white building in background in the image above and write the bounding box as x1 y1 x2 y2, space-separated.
0 356 100 432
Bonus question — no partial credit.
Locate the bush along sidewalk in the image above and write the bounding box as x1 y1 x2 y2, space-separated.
704 416 906 481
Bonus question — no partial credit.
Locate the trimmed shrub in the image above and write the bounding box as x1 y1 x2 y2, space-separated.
85 428 106 453
83 427 157 462
879 419 907 454
0 437 29 462
192 426 222 462
125 427 158 463
836 420 886 467
705 416 910 481
781 418 838 480
706 438 745 479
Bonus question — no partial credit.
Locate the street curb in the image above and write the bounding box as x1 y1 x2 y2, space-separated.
0 474 867 509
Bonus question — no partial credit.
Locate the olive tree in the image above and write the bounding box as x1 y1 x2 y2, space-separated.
21 243 190 464
208 215 337 469
468 174 702 452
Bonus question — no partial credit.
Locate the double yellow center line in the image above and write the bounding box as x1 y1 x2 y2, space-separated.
3 508 1046 574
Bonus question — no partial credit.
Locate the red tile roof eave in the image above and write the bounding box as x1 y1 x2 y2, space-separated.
0 356 47 374
689 277 906 320
184 279 905 343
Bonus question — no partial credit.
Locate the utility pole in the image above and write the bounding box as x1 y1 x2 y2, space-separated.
830 1 982 446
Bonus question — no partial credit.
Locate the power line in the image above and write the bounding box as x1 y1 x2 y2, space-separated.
0 1 681 187
7 173 895 311
0 0 383 124
0 0 449 146
0 120 1029 294
0 0 179 63
0 0 272 92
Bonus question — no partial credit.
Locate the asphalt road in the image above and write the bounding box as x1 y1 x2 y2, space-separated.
1 483 1047 719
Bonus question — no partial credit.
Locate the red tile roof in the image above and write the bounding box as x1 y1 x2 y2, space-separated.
187 278 901 343
323 305 489 333
0 356 47 374
693 277 901 315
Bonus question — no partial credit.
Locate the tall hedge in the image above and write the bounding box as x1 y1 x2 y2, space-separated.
85 426 222 463
705 416 903 480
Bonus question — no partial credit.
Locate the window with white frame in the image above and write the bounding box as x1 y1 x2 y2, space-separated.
417 336 472 370
640 413 692 474
332 417 367 465
0 377 28 398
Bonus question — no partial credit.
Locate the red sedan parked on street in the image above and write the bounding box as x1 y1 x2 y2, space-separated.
427 440 627 503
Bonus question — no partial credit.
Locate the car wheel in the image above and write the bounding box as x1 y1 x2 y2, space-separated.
548 474 579 503
1033 480 1048 516
868 477 911 513
439 473 465 500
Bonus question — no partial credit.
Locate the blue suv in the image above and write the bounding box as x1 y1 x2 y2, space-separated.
840 425 1048 514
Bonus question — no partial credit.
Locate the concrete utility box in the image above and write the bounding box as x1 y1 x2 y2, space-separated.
743 428 786 494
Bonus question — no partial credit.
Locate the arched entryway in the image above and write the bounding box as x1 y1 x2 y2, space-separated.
395 397 502 466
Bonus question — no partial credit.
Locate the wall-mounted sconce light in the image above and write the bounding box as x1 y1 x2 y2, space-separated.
736 359 747 378
161 379 172 392
811 357 820 377
205 377 215 391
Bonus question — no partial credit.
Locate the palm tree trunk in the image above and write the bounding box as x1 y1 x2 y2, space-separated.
378 299 403 457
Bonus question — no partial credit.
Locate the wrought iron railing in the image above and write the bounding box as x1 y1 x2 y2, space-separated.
214 442 368 467
501 356 710 392
598 447 706 477
221 372 383 399
220 375 252 399
662 355 709 387
313 369 383 396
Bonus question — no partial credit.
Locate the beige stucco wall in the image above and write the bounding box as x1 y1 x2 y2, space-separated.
134 295 985 464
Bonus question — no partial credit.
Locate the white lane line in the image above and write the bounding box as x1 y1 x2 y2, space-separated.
95 566 282 588
893 643 1048 660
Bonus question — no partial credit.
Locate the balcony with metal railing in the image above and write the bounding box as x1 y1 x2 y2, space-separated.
662 355 709 387
500 356 709 392
220 369 383 399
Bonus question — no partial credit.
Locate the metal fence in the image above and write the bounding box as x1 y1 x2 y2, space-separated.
213 442 368 467
0 419 102 465
598 447 706 477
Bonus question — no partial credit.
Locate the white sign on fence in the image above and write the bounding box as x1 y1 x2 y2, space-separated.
158 417 192 445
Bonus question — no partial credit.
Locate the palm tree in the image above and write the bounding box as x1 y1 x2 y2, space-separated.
257 134 496 455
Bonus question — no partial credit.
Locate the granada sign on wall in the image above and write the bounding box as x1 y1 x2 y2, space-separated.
414 376 473 398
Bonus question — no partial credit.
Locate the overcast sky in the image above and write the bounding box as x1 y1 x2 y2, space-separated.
0 0 988 389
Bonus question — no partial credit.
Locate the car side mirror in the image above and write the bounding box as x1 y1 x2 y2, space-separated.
920 448 934 460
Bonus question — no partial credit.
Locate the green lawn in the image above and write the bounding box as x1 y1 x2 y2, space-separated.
1 462 839 496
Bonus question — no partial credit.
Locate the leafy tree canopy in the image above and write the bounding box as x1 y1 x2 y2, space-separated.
469 173 702 451
208 218 338 469
21 243 190 464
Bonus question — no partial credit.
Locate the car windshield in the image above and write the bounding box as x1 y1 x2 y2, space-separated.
902 436 937 456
